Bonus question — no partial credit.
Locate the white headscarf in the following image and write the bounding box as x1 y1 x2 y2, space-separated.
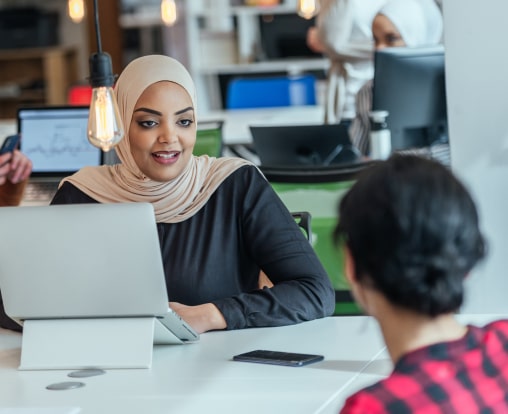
380 0 443 47
61 55 250 223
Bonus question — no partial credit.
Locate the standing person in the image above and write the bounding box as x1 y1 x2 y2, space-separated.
334 154 508 413
349 0 445 159
306 0 387 123
0 148 32 206
49 55 335 334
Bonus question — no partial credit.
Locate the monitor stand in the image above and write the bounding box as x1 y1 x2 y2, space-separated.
19 318 157 370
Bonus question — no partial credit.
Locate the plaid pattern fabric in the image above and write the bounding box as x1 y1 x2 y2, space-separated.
341 320 508 413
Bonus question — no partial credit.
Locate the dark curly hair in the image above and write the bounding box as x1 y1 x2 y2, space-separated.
334 154 486 316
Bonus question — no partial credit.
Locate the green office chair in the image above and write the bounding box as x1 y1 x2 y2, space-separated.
262 163 372 315
291 211 312 242
194 120 224 157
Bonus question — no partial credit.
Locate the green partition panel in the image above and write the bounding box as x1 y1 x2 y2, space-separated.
271 181 362 315
194 121 223 157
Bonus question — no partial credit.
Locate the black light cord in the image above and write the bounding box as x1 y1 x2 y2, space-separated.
93 0 102 53
89 0 114 87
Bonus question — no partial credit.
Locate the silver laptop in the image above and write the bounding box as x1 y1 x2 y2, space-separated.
17 106 103 204
0 202 199 344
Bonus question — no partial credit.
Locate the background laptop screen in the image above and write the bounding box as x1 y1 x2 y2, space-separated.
250 123 359 167
17 106 103 176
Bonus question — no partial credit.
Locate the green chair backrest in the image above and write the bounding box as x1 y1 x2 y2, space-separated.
194 120 223 157
271 180 362 316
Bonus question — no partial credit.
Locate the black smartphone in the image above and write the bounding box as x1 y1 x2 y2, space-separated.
0 134 20 155
233 349 324 367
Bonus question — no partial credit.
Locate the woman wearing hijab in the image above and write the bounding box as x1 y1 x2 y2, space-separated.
50 55 335 334
348 0 447 161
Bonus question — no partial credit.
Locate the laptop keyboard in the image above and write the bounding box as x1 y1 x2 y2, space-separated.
23 181 59 203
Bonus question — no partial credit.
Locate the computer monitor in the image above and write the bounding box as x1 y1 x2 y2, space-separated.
372 45 448 151
250 123 361 168
258 13 322 60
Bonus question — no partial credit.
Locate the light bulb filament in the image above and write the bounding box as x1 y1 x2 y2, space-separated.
88 87 124 152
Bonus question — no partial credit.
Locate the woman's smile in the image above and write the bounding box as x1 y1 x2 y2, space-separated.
152 150 181 165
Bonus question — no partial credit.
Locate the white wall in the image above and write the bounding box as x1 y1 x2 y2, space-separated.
443 0 508 313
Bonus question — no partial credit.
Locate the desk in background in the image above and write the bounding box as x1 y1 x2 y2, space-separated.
201 105 325 146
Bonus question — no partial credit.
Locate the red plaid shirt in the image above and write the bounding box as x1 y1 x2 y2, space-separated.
340 320 508 413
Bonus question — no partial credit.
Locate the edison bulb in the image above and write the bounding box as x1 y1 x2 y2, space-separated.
87 86 124 152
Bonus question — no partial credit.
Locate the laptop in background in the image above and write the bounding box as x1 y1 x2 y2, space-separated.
250 123 361 168
0 202 199 345
17 106 103 204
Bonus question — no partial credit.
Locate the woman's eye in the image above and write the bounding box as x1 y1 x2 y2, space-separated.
138 120 157 128
179 119 194 127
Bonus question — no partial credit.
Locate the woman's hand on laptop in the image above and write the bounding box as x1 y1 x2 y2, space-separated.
170 302 227 334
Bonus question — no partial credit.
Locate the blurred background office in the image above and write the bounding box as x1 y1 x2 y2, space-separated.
0 0 507 316
0 0 329 118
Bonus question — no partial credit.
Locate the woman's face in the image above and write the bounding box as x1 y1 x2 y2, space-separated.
372 14 406 49
129 81 196 182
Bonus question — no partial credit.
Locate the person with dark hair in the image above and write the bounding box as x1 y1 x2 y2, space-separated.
334 154 508 413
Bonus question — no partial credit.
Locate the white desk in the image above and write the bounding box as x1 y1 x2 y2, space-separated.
201 105 325 146
1 314 505 413
0 316 387 414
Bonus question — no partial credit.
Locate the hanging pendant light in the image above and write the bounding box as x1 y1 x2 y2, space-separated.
161 0 178 27
87 0 124 152
68 0 85 23
297 0 320 19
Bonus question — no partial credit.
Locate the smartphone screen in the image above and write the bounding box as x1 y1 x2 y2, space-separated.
233 350 324 367
0 134 20 155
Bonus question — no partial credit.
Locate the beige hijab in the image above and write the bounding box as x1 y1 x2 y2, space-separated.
61 55 250 223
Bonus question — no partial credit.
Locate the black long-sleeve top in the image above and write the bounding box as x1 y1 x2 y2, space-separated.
50 165 335 329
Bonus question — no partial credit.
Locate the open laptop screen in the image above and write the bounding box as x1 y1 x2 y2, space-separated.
17 106 103 176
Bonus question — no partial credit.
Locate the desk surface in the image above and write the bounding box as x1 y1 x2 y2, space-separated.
0 315 507 414
0 316 387 414
1 314 505 414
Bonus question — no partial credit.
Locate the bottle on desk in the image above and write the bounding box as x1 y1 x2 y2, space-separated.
369 110 392 160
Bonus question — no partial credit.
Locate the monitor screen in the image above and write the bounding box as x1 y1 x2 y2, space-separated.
17 106 103 176
258 13 322 60
372 45 448 151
